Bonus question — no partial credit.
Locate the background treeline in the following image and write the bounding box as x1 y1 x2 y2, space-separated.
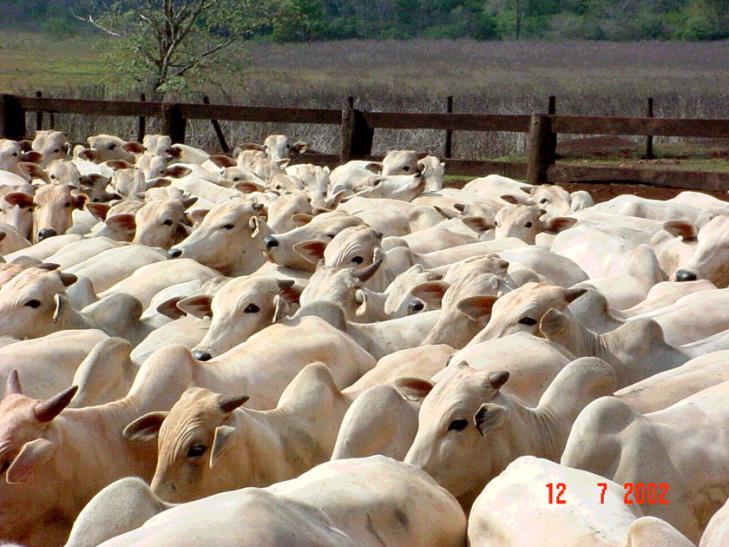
5 0 729 42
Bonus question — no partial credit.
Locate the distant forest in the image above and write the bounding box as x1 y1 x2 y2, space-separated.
5 0 729 42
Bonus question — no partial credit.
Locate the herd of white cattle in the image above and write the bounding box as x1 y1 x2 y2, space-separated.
2 129 729 545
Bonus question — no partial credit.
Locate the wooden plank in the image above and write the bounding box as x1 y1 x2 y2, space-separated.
16 97 161 117
364 112 531 132
552 115 729 138
547 164 729 192
179 103 341 124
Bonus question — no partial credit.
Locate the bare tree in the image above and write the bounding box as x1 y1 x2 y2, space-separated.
74 0 274 97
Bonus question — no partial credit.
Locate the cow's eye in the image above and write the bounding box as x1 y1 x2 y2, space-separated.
448 419 468 432
50 174 57 179
25 299 41 309
187 445 206 458
409 300 425 312
325 233 336 239
540 198 548 204
11 152 17 157
519 317 537 326
53 148 60 153
64 202 71 208
244 303 260 313
108 144 117 150
403 165 410 172
525 221 532 228
162 219 173 226
233 177 241 182
221 224 235 230
351 256 364 264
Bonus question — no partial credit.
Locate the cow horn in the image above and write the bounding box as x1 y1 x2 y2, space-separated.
5 369 22 396
219 395 249 413
33 385 78 422
351 253 383 282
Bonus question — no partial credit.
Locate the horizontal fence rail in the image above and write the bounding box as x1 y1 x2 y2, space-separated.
2 92 729 192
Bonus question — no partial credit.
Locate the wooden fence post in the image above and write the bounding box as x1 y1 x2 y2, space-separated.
0 94 25 140
340 96 373 163
546 95 557 160
161 103 186 144
645 97 655 160
137 93 146 143
526 113 554 184
444 96 454 158
35 91 43 131
203 94 230 153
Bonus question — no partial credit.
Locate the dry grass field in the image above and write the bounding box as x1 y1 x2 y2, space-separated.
3 33 729 163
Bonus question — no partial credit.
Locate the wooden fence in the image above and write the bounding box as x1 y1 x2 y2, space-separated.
2 93 729 192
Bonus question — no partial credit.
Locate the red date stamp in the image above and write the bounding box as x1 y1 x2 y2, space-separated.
546 482 669 505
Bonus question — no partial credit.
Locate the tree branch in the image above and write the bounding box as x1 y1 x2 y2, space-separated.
71 12 125 37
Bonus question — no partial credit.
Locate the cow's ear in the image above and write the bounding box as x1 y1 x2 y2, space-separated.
105 213 136 234
290 213 314 227
209 155 237 168
234 181 263 194
210 425 236 469
539 307 571 339
473 403 507 436
105 159 134 170
156 296 185 319
461 216 494 233
293 240 327 263
410 281 450 307
86 202 110 221
123 411 169 442
4 192 34 209
18 162 48 182
187 208 210 226
21 151 43 164
72 193 89 210
6 439 56 484
292 141 309 154
165 165 192 179
394 378 434 402
542 216 577 234
78 148 98 162
122 142 145 155
563 287 587 304
456 295 498 321
277 279 302 304
663 220 697 241
177 295 213 319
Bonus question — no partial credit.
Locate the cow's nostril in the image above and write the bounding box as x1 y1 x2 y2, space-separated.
193 350 212 362
264 235 279 249
37 228 57 241
168 248 182 259
675 269 698 282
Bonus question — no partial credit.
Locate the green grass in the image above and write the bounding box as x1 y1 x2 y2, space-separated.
0 32 107 90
